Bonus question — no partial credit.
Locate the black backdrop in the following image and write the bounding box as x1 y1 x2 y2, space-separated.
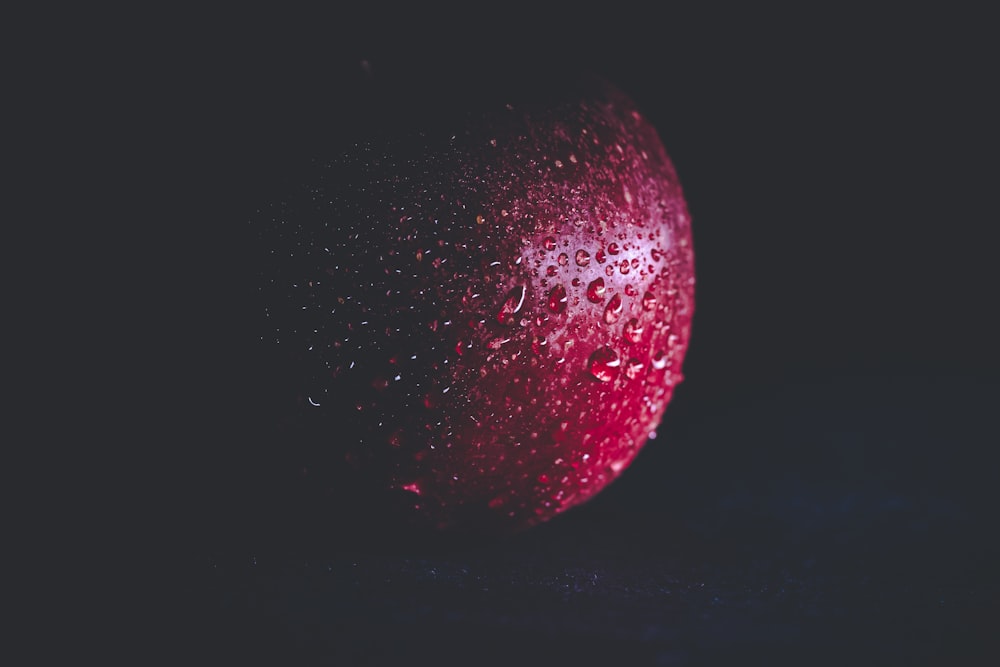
127 6 999 664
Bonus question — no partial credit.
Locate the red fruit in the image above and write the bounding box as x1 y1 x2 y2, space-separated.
251 72 694 535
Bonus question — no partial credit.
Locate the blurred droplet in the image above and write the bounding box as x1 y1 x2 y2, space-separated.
642 291 657 311
548 284 568 313
587 277 605 302
588 346 620 382
604 293 623 324
497 285 526 325
623 317 643 343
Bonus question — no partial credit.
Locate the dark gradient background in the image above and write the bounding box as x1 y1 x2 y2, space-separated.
134 7 998 665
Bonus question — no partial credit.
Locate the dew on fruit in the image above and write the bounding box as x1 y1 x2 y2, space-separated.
587 277 605 302
252 78 696 535
642 291 657 311
587 346 620 382
497 285 526 325
401 482 423 496
603 293 623 324
623 318 643 343
547 284 568 313
488 337 511 350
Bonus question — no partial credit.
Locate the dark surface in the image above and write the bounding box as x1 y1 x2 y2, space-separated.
161 376 999 664
115 7 1000 665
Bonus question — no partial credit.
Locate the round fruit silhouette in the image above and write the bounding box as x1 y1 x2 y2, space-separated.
250 68 694 535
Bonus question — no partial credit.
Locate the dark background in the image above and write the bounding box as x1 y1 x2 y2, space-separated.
114 6 999 665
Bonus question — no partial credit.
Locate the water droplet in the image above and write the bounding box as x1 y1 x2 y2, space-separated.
588 346 620 382
605 265 615 277
625 284 637 297
543 236 557 251
608 243 620 255
619 259 630 275
650 248 661 261
557 252 569 266
652 350 668 369
488 337 511 350
575 249 591 267
587 277 605 302
642 291 657 311
604 293 623 324
548 284 568 313
531 335 547 355
625 358 644 379
497 285 526 325
571 277 581 287
595 249 606 263
623 318 643 343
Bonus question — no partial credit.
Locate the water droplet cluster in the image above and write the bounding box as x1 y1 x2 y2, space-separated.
250 78 694 533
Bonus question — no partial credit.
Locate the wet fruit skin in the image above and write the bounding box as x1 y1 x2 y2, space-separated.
251 72 694 536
